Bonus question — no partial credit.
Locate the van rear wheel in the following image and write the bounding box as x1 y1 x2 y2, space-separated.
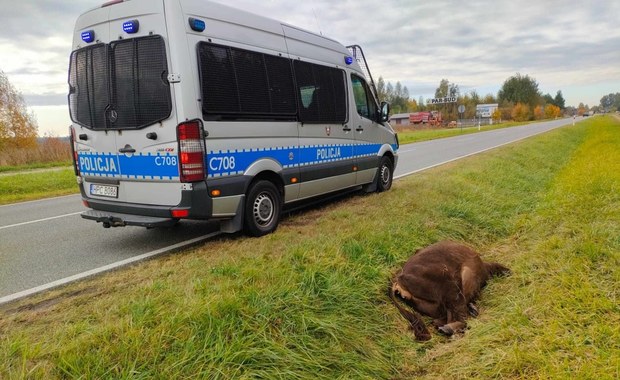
244 180 282 237
377 156 393 192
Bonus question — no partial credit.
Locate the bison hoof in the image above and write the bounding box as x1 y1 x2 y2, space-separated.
468 302 479 317
416 332 432 341
438 325 454 336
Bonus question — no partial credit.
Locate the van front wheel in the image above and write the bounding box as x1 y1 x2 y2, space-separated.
377 156 393 192
244 180 282 237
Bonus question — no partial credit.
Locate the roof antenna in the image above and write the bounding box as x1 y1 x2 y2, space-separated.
312 8 323 35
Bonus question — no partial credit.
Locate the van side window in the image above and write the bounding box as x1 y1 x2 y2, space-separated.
294 61 347 124
351 75 377 121
198 42 296 120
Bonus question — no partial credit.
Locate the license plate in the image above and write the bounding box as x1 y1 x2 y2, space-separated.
90 184 118 198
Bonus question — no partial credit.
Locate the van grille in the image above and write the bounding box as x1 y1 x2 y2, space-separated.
68 35 172 130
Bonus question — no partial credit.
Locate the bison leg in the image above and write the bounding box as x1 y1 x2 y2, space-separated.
438 321 466 336
438 305 468 336
467 302 479 317
389 282 432 341
433 318 447 328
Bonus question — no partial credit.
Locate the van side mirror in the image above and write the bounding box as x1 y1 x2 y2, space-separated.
380 101 390 123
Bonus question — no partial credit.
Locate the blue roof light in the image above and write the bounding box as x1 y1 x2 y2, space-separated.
344 56 354 65
122 19 139 34
189 17 206 32
81 30 95 43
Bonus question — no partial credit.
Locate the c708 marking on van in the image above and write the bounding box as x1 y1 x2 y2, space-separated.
208 156 236 172
155 156 178 166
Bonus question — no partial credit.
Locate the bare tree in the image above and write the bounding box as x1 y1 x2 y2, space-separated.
0 69 38 150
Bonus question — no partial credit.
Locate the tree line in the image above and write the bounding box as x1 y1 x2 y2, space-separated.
377 73 573 123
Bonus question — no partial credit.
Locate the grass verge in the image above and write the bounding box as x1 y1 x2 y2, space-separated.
0 116 618 379
0 168 77 205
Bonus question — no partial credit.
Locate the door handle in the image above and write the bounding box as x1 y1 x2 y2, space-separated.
343 125 351 132
118 145 136 154
356 126 364 132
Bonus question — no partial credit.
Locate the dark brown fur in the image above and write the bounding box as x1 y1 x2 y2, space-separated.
389 240 510 341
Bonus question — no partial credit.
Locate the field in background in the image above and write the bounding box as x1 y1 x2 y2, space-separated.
0 137 74 204
394 119 541 144
0 137 71 172
1 116 617 378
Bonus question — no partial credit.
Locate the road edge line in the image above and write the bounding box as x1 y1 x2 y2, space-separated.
0 231 221 306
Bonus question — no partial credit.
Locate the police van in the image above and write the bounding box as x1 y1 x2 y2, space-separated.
69 0 399 236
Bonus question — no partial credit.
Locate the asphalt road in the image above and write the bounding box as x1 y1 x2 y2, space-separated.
0 118 574 303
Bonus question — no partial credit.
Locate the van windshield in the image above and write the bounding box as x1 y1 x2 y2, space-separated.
68 35 172 130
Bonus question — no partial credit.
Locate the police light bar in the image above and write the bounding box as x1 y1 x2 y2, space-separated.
122 19 139 34
188 17 206 32
81 30 95 43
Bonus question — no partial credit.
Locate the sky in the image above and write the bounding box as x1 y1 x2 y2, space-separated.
1 0 619 137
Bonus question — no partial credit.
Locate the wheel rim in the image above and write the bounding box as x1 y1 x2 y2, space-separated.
380 164 391 187
253 192 274 227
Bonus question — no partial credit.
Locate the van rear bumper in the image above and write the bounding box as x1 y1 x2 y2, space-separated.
80 181 213 225
81 210 178 228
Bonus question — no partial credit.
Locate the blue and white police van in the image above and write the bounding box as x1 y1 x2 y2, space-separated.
69 0 398 236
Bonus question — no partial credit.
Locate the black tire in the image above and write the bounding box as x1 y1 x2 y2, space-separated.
243 180 282 237
377 156 393 192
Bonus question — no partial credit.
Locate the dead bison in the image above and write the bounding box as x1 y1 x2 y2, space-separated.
389 240 510 341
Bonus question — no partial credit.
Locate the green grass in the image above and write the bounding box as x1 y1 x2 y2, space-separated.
0 168 77 205
397 120 539 144
0 161 72 174
0 116 618 379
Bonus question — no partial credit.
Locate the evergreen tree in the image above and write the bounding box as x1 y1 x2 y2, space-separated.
497 73 541 108
554 90 566 110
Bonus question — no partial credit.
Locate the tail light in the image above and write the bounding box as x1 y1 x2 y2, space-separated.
177 120 205 182
69 126 80 176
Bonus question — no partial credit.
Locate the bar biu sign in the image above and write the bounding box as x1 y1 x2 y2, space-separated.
430 97 457 104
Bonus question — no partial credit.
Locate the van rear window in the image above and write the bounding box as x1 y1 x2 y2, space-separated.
68 35 172 130
68 44 109 130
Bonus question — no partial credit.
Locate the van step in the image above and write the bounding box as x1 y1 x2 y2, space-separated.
81 210 177 228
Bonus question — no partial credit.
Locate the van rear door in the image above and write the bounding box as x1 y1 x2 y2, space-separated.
70 0 182 206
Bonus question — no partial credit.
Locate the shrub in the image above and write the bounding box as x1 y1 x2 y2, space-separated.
511 102 531 122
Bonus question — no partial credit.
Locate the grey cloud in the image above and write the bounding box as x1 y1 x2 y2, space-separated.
0 1 90 36
3 0 619 109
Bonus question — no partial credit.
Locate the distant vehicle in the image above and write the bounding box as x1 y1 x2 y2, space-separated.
68 0 398 237
409 111 442 126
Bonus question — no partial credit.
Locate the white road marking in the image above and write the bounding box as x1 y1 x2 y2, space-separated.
0 231 221 305
0 212 83 230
